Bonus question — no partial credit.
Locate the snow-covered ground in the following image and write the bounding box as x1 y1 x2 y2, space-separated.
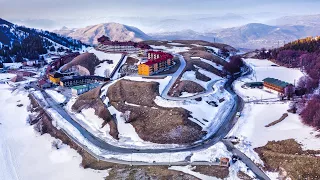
45 89 66 103
0 83 108 180
181 67 222 90
150 45 190 53
3 63 22 69
87 48 123 77
228 58 318 170
0 73 16 82
201 58 223 71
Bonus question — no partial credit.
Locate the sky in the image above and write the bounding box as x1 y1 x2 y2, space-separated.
1 0 320 31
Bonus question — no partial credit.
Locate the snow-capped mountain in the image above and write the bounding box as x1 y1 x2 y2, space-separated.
0 18 87 62
54 23 151 45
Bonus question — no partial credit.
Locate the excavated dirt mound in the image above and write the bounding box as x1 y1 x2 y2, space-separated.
255 139 320 180
61 52 100 75
107 79 205 144
169 80 205 97
71 86 119 139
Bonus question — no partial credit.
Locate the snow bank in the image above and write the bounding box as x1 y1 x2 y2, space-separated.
0 84 107 180
45 90 66 103
0 73 16 81
181 67 222 90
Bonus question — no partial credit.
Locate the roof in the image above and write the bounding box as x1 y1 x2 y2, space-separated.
263 78 292 88
61 75 108 83
244 82 263 87
144 51 174 66
71 83 101 90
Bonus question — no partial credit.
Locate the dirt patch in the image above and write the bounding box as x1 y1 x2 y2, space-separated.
107 166 199 180
255 139 320 179
107 79 205 144
71 85 119 139
169 80 205 97
125 57 139 65
193 165 229 179
237 171 253 180
61 53 100 75
265 113 288 127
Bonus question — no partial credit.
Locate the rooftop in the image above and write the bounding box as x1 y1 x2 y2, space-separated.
263 77 291 88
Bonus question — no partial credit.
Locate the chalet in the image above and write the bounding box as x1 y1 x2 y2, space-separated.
263 77 293 94
138 51 174 76
96 35 151 53
60 75 108 87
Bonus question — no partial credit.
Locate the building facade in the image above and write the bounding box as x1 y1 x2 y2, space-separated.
96 35 151 53
60 76 108 87
138 51 174 76
263 77 292 94
71 83 101 96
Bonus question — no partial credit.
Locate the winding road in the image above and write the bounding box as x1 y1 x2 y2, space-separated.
32 53 270 179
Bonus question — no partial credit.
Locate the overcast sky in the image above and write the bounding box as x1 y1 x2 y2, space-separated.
1 0 320 30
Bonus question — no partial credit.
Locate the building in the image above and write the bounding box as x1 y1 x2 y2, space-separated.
96 35 151 53
60 75 108 87
263 77 293 94
71 83 101 96
138 51 174 76
244 82 263 89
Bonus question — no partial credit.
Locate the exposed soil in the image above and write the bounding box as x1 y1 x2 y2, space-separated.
125 57 139 65
71 85 119 139
107 166 199 180
265 113 288 127
61 52 100 75
107 79 205 144
169 80 205 97
237 171 253 180
193 165 229 179
255 139 320 179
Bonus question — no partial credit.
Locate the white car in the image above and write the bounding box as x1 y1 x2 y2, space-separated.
236 112 241 117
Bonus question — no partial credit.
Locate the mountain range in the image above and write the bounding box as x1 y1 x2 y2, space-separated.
53 14 320 49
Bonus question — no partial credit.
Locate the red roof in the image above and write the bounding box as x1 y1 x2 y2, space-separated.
100 40 151 49
144 51 173 66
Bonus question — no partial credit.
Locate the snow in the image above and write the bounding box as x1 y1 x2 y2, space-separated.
123 76 172 94
228 58 319 172
205 46 220 54
150 45 190 53
169 166 218 180
154 80 234 136
0 73 16 81
167 42 185 46
45 90 66 103
3 63 22 69
0 84 108 180
181 67 222 90
88 48 122 62
201 58 224 71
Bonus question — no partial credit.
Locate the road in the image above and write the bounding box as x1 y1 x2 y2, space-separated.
222 140 270 180
32 56 270 179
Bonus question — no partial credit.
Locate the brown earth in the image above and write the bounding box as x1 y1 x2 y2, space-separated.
107 79 205 144
61 53 100 75
71 86 119 139
255 139 320 180
125 57 139 65
169 80 205 97
193 165 229 179
265 113 288 127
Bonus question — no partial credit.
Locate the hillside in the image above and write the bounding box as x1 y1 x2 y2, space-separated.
0 18 87 63
54 23 151 45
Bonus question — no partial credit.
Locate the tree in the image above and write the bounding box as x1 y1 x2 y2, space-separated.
284 85 295 99
224 55 244 74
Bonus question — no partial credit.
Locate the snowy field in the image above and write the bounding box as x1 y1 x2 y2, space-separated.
0 83 108 180
87 48 123 77
181 67 222 90
228 58 317 176
0 73 16 81
150 45 190 54
45 89 66 103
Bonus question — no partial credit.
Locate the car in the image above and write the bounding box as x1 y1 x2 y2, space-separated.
236 112 241 117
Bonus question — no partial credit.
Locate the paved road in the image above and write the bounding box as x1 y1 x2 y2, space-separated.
222 140 270 180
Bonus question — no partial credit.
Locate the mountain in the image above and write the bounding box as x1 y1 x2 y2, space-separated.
0 18 86 63
269 14 320 27
54 23 151 45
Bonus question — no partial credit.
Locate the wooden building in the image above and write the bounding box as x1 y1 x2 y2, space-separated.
263 77 292 94
138 51 174 76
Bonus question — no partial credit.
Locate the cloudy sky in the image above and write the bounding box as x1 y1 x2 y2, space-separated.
1 0 320 31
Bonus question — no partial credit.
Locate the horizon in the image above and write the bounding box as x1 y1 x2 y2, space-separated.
1 0 320 32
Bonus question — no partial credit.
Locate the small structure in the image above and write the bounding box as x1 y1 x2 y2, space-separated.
71 83 101 96
219 157 230 167
60 75 108 87
263 78 293 94
138 51 174 76
244 82 263 89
